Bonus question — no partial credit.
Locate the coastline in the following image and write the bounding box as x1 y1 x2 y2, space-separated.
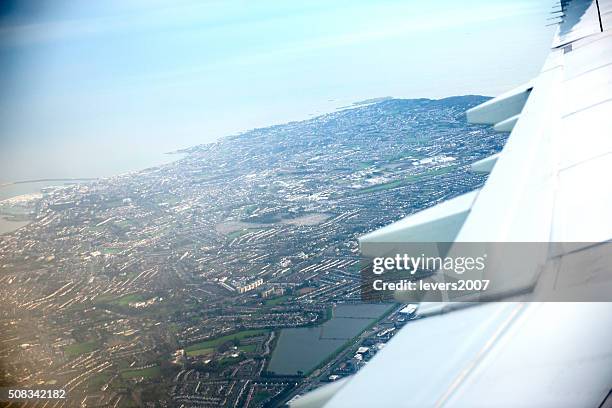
0 177 99 188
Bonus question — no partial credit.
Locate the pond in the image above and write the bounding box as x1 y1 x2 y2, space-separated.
267 303 393 376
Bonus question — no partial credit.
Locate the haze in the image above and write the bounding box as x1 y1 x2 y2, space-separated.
0 0 555 182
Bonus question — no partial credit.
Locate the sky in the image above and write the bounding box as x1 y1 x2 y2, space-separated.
0 0 555 182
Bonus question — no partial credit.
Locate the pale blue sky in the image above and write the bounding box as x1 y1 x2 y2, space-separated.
0 0 554 182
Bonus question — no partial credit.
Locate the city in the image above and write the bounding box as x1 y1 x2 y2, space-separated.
0 95 505 407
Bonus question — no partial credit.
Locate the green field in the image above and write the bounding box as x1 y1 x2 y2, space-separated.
64 340 99 357
185 329 269 356
253 390 273 405
239 344 257 353
358 165 458 195
407 165 458 181
95 292 146 306
121 366 161 380
358 160 377 169
264 295 290 306
358 180 403 194
111 293 146 306
88 373 111 390
187 347 214 356
218 354 245 368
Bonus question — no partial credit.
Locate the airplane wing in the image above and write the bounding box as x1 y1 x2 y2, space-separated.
291 0 612 406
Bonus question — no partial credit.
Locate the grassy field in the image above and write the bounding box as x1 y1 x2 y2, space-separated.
185 329 269 356
253 390 273 405
106 293 146 307
264 295 290 306
218 355 245 368
93 292 148 307
357 165 458 195
406 165 458 181
358 180 403 194
121 366 161 380
238 344 257 353
88 373 111 390
64 340 99 357
187 347 214 356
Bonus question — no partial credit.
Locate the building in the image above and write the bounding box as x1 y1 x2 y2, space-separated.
235 278 264 294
